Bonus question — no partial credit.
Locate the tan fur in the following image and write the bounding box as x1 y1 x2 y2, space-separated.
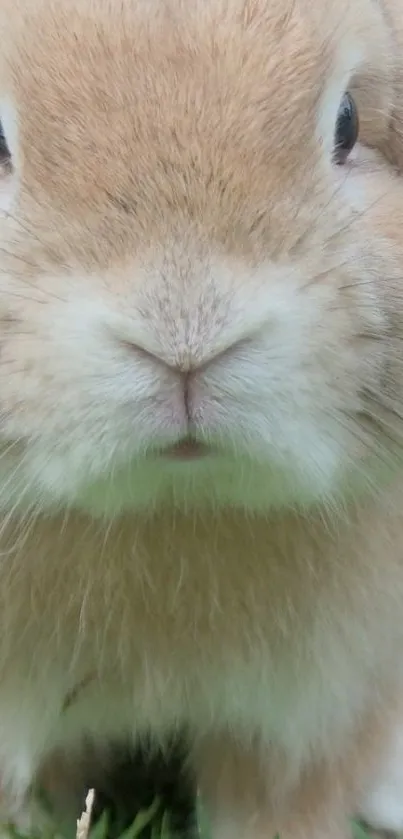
1 0 403 837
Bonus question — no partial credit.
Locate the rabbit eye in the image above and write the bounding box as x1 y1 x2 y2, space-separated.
334 92 359 164
0 121 11 166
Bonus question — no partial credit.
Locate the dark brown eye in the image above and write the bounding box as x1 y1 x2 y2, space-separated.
0 121 11 167
334 92 359 164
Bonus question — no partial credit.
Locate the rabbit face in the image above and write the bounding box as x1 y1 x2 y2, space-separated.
0 0 400 515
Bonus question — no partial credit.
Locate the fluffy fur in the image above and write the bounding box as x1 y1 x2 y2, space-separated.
0 0 403 836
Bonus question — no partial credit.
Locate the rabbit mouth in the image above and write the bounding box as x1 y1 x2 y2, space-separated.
159 437 213 461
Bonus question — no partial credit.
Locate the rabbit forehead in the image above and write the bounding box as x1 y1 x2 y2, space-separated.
0 0 391 249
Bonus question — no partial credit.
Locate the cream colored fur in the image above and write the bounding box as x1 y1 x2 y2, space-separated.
0 0 403 836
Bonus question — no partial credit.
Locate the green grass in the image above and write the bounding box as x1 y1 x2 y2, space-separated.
3 802 381 839
84 809 378 839
83 810 375 839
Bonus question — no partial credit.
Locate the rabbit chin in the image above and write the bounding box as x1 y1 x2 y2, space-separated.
0 431 389 518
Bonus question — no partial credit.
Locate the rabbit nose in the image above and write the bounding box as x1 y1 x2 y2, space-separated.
121 344 195 420
119 333 241 375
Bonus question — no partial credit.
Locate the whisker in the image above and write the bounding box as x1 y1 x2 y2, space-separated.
4 210 65 266
328 189 391 250
291 166 353 252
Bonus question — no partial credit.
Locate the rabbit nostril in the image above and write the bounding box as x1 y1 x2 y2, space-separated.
118 339 167 368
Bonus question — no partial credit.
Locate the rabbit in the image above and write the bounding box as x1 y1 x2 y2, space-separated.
2 0 403 836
